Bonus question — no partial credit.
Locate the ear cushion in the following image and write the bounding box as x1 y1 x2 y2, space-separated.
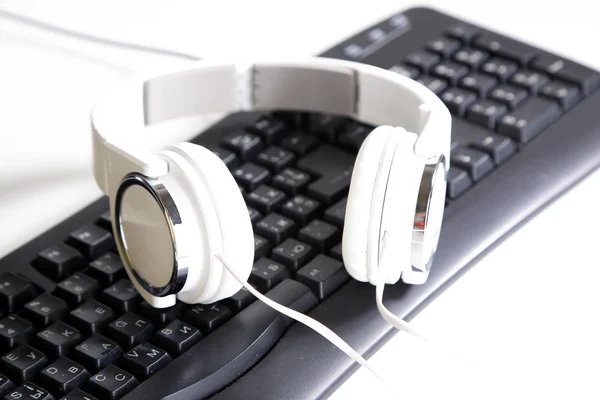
342 126 400 283
165 142 254 303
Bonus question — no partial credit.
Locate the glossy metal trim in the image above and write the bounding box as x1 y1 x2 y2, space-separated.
411 154 446 273
114 173 188 296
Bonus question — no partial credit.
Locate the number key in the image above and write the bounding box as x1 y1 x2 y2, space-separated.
440 88 477 116
271 239 315 272
232 163 271 191
470 134 517 165
459 73 497 97
66 224 115 260
280 195 321 225
431 61 469 85
254 213 297 245
451 146 494 181
87 253 125 286
539 81 581 110
452 48 489 69
481 57 518 82
54 272 99 306
0 273 35 312
272 168 311 195
489 84 528 109
255 146 295 172
35 244 86 281
246 185 287 214
510 70 549 93
404 50 440 73
426 37 461 58
21 293 67 328
466 100 507 129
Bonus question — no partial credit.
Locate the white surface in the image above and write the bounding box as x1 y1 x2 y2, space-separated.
1 1 600 399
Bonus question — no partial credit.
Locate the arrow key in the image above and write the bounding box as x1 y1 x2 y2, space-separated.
451 146 495 181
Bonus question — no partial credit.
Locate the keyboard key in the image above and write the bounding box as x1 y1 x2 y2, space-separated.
254 213 296 245
481 57 518 82
33 322 83 359
221 287 256 314
466 100 507 129
100 280 141 315
496 97 563 143
280 195 321 225
489 84 528 109
271 168 311 196
446 167 473 199
120 343 172 380
97 211 112 231
60 388 98 399
21 293 68 328
509 70 549 93
539 81 581 110
446 23 479 43
440 88 477 116
232 163 271 191
54 273 99 307
87 253 125 287
280 131 319 156
404 50 440 72
452 48 489 69
208 146 240 170
38 357 90 397
531 55 600 95
71 334 122 374
255 146 295 172
328 243 343 261
152 320 202 357
271 239 315 272
389 64 419 79
84 365 138 400
469 133 517 164
249 258 291 293
66 225 115 260
431 61 469 85
323 197 347 227
473 34 536 65
246 185 287 214
35 244 86 281
183 303 233 335
253 235 271 261
137 302 185 328
0 315 34 353
298 220 340 253
426 37 461 58
296 255 350 301
416 76 447 95
0 374 15 397
451 146 495 181
221 130 264 161
307 113 348 143
248 115 288 144
104 313 153 350
459 73 497 97
67 300 114 336
0 273 35 312
5 383 53 400
247 207 262 225
337 123 372 151
0 345 48 384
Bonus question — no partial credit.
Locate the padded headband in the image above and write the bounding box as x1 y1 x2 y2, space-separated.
91 58 451 195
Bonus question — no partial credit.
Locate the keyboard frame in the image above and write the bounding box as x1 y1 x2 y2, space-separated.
2 6 600 400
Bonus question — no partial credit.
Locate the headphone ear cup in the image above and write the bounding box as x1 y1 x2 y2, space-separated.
342 126 398 284
165 142 254 303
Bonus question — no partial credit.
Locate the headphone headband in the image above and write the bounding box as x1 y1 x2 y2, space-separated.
91 57 450 196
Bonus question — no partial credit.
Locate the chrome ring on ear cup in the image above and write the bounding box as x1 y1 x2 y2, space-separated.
410 154 447 276
114 172 188 297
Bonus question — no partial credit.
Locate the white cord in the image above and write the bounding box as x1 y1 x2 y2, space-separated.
215 253 400 400
0 9 201 61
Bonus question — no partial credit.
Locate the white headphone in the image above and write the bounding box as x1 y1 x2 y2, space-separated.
91 57 451 311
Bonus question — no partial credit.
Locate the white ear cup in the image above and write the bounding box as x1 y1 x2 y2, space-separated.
342 126 398 283
164 142 254 304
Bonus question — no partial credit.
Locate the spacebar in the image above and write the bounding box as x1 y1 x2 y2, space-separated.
123 279 318 400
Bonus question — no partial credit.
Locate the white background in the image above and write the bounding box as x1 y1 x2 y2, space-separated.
1 1 600 399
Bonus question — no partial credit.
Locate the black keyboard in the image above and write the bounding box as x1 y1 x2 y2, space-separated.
2 7 600 400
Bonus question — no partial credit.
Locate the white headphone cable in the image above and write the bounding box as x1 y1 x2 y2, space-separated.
215 253 400 400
